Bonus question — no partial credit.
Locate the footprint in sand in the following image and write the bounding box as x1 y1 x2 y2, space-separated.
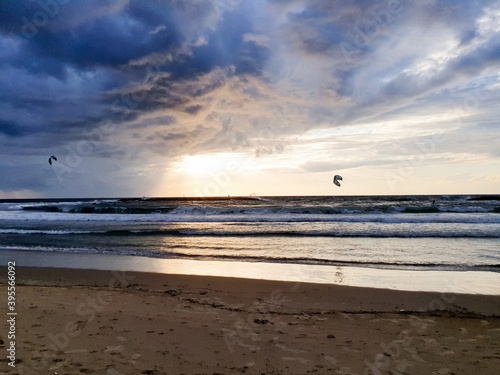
282 356 309 364
276 343 305 354
104 345 125 354
433 368 451 374
324 355 337 365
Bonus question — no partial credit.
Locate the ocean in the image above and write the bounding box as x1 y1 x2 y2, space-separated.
0 195 499 274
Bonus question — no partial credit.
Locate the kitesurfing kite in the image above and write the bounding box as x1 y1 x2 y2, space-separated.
48 155 57 165
333 174 342 187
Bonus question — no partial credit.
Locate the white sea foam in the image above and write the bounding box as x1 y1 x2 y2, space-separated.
0 229 97 235
1 195 499 273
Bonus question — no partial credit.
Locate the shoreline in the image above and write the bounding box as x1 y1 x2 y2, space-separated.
4 266 500 316
1 266 499 374
1 250 499 295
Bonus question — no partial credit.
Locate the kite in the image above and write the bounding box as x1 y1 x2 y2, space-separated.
333 174 342 187
48 155 57 165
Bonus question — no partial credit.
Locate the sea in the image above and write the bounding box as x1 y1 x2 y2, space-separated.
0 194 499 275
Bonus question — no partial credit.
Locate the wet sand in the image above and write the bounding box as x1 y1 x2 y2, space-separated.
1 267 499 374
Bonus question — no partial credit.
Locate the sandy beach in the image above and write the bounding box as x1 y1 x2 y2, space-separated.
1 267 499 375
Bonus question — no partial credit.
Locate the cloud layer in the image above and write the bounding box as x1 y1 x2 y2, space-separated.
0 0 499 197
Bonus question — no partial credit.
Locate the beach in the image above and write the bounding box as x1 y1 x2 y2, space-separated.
1 195 499 373
1 266 499 375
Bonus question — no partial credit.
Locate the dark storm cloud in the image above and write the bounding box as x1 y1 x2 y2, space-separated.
0 0 270 157
1 0 266 81
0 4 181 77
29 20 178 70
0 120 24 137
0 0 498 197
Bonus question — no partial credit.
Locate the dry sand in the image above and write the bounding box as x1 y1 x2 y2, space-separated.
1 266 499 374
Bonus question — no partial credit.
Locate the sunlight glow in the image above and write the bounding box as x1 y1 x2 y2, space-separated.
174 153 245 176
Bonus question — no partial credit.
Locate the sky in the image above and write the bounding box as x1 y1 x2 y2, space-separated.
0 0 499 198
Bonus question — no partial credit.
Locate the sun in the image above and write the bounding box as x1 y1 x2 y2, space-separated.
174 153 239 176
